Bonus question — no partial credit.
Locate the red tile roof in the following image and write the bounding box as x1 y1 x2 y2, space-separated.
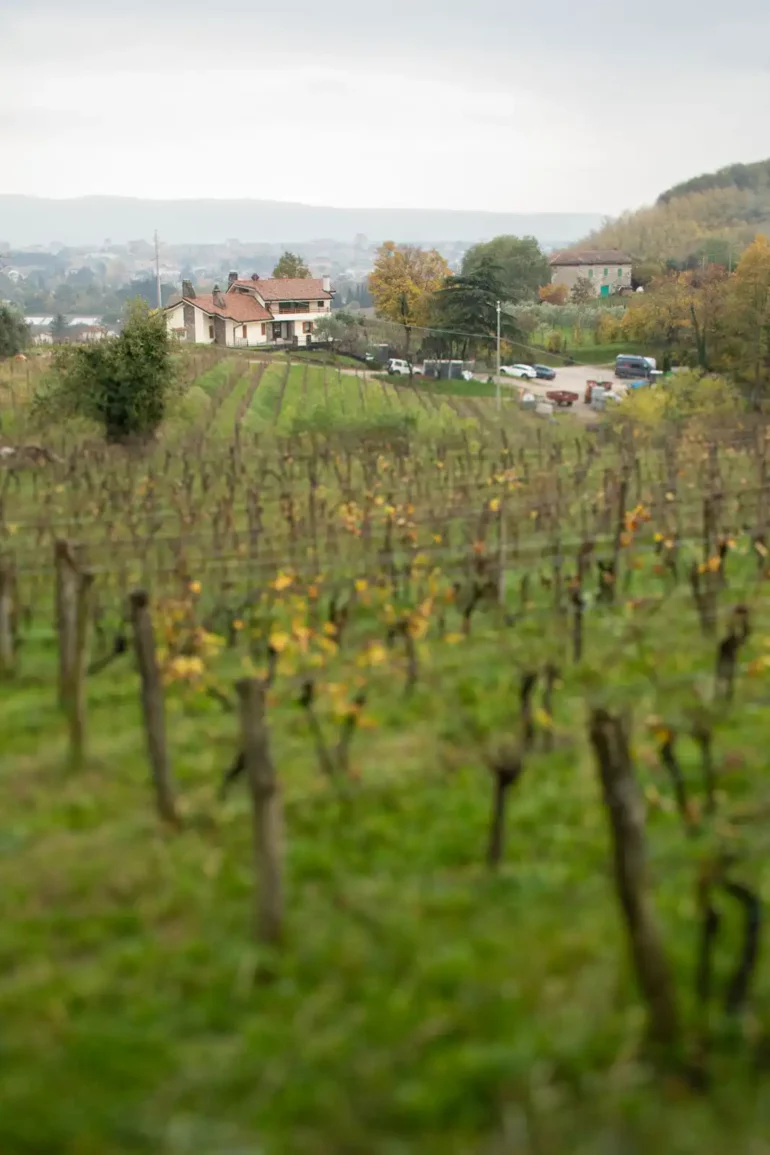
549 248 633 267
229 277 332 301
184 294 273 323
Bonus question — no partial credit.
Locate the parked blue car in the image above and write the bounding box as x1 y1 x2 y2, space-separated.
533 364 556 380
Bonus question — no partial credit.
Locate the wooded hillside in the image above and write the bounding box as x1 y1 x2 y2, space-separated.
658 158 770 204
586 157 770 264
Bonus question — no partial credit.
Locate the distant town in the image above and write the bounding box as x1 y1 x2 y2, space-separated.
0 233 581 344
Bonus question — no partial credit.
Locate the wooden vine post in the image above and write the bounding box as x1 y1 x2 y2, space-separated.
589 707 679 1050
68 568 95 770
496 499 507 608
0 558 15 680
130 589 178 826
236 677 284 947
54 539 78 708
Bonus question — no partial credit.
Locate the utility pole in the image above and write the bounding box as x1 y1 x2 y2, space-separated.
496 299 502 411
154 230 162 311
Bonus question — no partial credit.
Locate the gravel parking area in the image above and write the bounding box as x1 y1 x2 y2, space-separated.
493 363 617 420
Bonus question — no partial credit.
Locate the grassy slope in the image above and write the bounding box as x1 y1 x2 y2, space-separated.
2 357 770 1154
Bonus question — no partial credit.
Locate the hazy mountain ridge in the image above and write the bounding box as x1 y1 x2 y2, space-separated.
0 196 602 248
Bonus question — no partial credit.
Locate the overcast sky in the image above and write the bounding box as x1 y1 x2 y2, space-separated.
1 0 769 215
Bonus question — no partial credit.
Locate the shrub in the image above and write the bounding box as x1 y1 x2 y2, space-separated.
0 306 29 359
595 312 621 344
611 369 742 435
34 302 176 442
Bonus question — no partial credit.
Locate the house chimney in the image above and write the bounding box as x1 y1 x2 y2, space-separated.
212 284 225 308
182 279 195 299
251 273 260 282
228 271 238 287
322 275 331 293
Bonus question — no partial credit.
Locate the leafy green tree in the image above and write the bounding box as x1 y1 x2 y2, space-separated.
430 259 522 359
118 278 176 309
632 260 666 289
22 289 54 313
461 235 550 304
36 302 176 442
685 238 735 271
52 282 79 313
314 310 367 356
50 313 69 343
272 251 310 278
0 305 29 358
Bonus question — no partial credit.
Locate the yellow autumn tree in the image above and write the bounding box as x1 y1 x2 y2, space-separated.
538 282 568 305
622 266 731 371
621 273 690 361
368 242 450 362
595 311 621 344
726 234 770 400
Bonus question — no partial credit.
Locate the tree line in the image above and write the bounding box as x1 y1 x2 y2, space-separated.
362 235 553 362
608 235 770 399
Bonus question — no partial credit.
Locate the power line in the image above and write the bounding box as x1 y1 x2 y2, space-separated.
364 317 601 369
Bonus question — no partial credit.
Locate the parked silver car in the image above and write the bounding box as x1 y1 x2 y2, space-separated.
500 364 537 380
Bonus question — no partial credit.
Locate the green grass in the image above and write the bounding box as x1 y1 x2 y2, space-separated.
564 343 626 365
247 347 366 370
4 557 770 1153
2 352 770 1153
417 376 499 398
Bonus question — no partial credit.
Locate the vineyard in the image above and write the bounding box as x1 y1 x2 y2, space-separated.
2 351 770 1154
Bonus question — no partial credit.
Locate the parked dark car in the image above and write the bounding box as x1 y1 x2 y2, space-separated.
615 354 654 380
534 364 556 380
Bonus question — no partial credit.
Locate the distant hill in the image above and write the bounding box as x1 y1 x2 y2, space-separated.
585 157 770 264
657 159 770 205
0 196 602 249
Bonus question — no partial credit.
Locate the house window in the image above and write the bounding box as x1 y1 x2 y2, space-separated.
603 267 608 277
261 323 266 335
587 268 594 278
278 301 309 313
303 321 313 334
317 301 325 309
209 325 214 339
617 268 623 278
242 326 248 339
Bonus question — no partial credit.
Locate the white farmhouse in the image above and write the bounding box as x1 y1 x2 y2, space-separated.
164 272 334 348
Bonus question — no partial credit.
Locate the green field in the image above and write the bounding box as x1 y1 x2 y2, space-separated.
2 353 770 1154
